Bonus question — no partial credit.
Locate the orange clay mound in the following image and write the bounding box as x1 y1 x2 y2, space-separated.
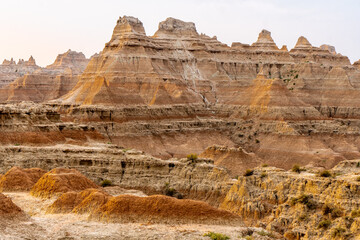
0 166 46 192
0 193 28 221
47 188 110 214
30 168 99 198
89 195 242 225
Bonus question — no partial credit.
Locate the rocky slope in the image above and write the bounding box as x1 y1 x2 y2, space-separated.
0 56 39 87
220 160 360 239
0 50 89 103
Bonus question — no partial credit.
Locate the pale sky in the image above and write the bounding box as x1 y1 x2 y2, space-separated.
1 0 359 66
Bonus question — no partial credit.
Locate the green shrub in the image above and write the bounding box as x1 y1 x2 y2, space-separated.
322 204 343 219
331 227 346 238
318 219 331 229
244 236 253 240
257 230 275 238
100 179 112 187
291 164 301 173
244 169 254 177
290 194 316 209
356 176 360 182
322 204 332 215
260 172 267 178
351 209 360 218
163 183 183 199
261 164 269 167
203 232 230 240
331 208 343 219
187 154 198 161
319 170 332 177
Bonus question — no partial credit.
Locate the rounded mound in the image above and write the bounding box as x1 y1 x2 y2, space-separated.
47 188 110 214
0 193 28 221
30 168 98 198
0 166 46 192
89 195 242 225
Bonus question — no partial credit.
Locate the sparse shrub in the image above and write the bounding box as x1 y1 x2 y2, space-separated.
261 164 268 167
298 214 308 221
356 176 360 182
322 204 332 215
290 194 316 209
163 183 182 199
331 227 346 238
292 164 301 173
318 219 331 229
319 170 332 178
203 232 230 240
331 208 343 219
322 204 343 219
255 139 260 143
357 162 360 168
244 236 254 240
244 169 254 177
351 209 360 218
187 154 198 162
260 172 267 178
257 230 275 238
100 179 112 187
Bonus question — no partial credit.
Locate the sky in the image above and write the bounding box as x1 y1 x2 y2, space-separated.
0 0 359 67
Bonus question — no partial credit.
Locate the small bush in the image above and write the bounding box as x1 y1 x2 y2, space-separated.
100 179 112 187
260 172 267 178
203 232 230 240
290 194 316 209
165 187 176 197
319 170 332 177
322 204 343 219
244 236 253 240
257 230 275 238
331 208 343 219
331 227 346 238
292 164 301 173
244 169 254 177
261 164 269 167
187 154 198 162
356 176 360 182
351 209 360 218
318 219 331 229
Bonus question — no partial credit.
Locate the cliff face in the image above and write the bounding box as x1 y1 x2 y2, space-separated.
220 160 360 239
56 16 360 110
0 50 89 103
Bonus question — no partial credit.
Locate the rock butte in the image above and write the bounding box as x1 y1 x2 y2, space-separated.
0 50 89 103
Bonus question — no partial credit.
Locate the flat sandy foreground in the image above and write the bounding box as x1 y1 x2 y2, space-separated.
0 192 267 240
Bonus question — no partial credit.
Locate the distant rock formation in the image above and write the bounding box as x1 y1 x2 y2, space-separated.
0 50 89 103
251 29 279 50
0 56 39 87
320 44 336 54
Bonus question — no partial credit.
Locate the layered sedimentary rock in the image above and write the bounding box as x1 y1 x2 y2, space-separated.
0 56 39 87
220 160 360 239
0 50 89 103
0 144 233 206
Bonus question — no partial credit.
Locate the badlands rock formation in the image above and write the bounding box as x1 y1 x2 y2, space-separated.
30 168 99 198
0 50 89 103
89 194 242 225
0 166 46 191
220 160 360 239
0 56 39 87
0 193 28 221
